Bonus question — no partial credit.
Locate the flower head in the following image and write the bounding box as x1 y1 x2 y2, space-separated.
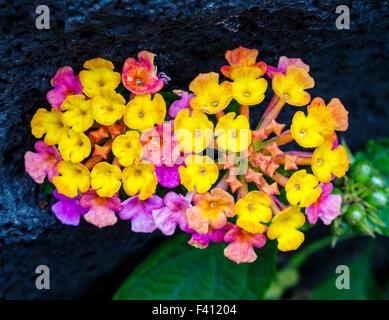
168 90 194 118
174 109 214 153
91 89 126 126
285 169 322 207
58 130 91 163
122 50 164 94
152 192 192 235
272 65 314 106
179 155 219 193
122 161 157 200
224 225 267 264
189 224 232 249
306 183 342 225
312 140 349 183
80 189 122 228
51 189 87 226
91 162 122 197
79 58 121 98
230 67 268 105
215 112 252 153
220 46 267 79
53 161 90 198
189 72 232 114
60 94 94 132
124 93 166 131
47 66 83 110
266 56 309 79
112 130 142 167
267 206 306 251
119 194 163 232
235 191 272 234
186 188 235 234
24 141 61 183
31 108 69 146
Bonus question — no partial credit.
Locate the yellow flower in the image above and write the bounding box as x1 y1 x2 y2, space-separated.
178 155 219 193
267 206 306 252
91 162 122 197
272 65 314 106
235 191 272 234
189 72 233 114
112 131 142 166
174 109 214 153
53 161 90 198
31 108 69 146
91 89 126 126
285 170 322 207
230 67 268 105
61 95 94 132
79 57 121 98
312 140 350 183
124 93 166 131
291 97 349 148
215 112 252 153
58 129 91 163
122 162 157 200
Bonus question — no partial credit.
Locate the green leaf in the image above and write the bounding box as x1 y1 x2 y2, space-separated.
40 178 55 195
310 241 378 300
113 232 277 300
159 91 180 108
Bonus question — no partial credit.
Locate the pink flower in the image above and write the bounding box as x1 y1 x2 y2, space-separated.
119 195 163 233
224 225 267 264
24 141 61 183
189 224 233 249
168 91 195 118
122 50 164 94
46 66 83 110
305 183 342 225
51 189 87 226
152 192 192 235
155 164 182 188
266 56 309 79
80 190 122 229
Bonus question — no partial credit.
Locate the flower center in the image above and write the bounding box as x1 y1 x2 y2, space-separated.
294 183 301 190
78 140 84 146
105 170 111 176
317 158 324 166
210 202 216 208
138 112 144 119
284 92 290 98
200 168 206 175
248 203 256 212
212 101 219 107
98 81 105 87
243 91 251 97
135 169 142 176
299 129 305 137
135 78 143 86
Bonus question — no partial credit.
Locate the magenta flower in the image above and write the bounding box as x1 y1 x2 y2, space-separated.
24 141 61 184
51 189 87 226
80 189 122 229
119 195 163 233
152 192 192 235
155 164 182 188
46 66 83 110
224 225 267 264
168 91 195 118
189 224 232 249
305 183 342 225
266 56 309 79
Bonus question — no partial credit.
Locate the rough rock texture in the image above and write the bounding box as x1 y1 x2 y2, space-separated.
0 0 388 299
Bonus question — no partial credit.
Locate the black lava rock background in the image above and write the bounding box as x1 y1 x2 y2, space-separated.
0 0 388 299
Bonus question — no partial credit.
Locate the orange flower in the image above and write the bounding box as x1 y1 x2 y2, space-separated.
186 188 235 234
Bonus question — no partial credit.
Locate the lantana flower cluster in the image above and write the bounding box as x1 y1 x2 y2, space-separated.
25 47 350 263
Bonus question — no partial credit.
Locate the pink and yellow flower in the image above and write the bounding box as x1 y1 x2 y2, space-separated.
186 188 235 234
189 72 233 114
122 50 164 94
272 65 314 106
224 225 267 264
311 140 349 183
46 66 83 110
79 58 121 98
24 141 61 183
266 56 309 79
80 189 122 228
235 191 272 234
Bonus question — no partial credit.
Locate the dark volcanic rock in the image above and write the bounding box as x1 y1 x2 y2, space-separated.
0 0 388 299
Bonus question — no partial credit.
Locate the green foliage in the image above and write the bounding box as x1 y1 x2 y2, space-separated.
40 178 55 195
310 241 380 300
114 232 277 300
